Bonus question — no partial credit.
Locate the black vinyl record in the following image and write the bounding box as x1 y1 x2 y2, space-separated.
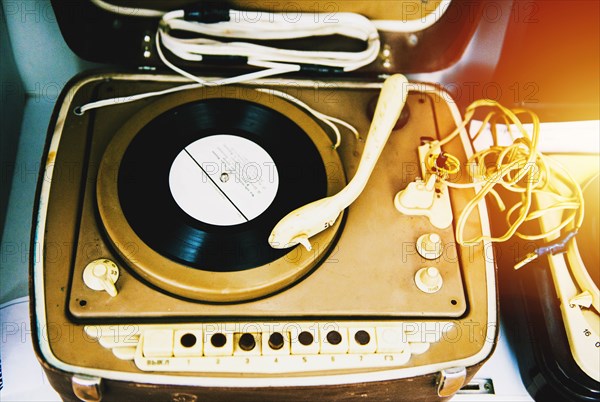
118 98 327 272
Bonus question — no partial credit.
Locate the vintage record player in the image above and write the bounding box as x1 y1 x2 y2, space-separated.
496 152 600 402
31 1 497 401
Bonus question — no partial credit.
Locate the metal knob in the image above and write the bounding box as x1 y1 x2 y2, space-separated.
416 233 443 259
415 267 443 293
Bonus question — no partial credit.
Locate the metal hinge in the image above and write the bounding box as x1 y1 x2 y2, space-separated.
458 378 495 395
437 366 467 397
72 375 103 402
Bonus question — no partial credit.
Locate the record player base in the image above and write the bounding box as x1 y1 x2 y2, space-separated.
31 74 497 402
37 358 484 402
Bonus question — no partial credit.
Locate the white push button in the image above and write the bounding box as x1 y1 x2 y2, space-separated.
203 331 234 356
375 327 408 353
262 332 291 356
348 328 377 354
142 329 174 358
233 333 261 355
320 325 348 354
173 329 203 357
289 327 320 355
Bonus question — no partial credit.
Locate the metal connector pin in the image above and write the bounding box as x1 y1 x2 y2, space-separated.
514 252 538 270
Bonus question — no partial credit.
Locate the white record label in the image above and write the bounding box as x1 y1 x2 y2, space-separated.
169 135 279 226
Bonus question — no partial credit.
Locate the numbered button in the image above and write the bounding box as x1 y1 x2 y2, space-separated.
234 333 261 356
173 329 202 357
320 325 348 354
142 329 173 358
376 327 408 353
290 327 320 355
262 332 290 356
348 328 376 353
203 331 233 356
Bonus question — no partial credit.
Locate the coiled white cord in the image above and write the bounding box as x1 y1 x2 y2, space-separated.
78 0 380 115
76 1 372 148
159 9 380 72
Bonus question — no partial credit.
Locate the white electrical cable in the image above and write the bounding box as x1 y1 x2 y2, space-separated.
76 65 298 115
158 9 380 72
90 0 164 17
81 0 381 114
163 9 374 41
90 0 453 33
76 81 358 150
90 0 380 72
256 88 360 149
154 30 302 86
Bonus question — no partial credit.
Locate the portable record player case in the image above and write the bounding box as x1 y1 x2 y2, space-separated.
30 1 498 401
494 154 600 402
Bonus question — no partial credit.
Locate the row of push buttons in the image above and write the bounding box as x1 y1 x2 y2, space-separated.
85 322 451 373
141 326 415 358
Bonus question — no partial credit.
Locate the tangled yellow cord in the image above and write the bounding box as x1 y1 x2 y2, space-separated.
433 99 584 246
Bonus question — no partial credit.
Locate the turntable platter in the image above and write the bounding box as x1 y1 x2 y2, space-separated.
96 89 346 302
65 81 468 320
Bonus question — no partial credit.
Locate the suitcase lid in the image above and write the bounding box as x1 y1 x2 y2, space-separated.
51 0 484 75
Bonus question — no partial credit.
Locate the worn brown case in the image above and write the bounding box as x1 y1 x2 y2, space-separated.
31 1 498 401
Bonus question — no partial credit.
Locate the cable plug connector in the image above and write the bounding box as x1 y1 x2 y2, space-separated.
513 252 539 270
183 2 230 23
514 229 578 270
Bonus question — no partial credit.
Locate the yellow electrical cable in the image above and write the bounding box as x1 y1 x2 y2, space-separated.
431 99 584 247
424 151 461 178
